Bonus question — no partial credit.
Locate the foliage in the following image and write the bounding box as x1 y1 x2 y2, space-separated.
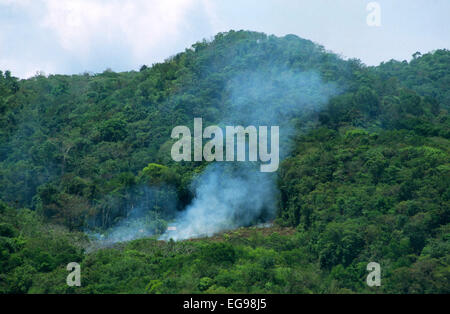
0 31 449 293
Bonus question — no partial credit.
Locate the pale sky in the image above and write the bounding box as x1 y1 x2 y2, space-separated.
0 0 449 78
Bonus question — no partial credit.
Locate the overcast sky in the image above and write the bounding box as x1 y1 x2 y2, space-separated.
0 0 449 78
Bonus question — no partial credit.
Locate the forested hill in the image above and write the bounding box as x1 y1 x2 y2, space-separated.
0 30 449 293
0 30 356 227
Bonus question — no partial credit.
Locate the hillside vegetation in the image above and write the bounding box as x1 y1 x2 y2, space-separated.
0 31 449 293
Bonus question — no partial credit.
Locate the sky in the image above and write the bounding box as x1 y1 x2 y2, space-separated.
0 0 449 78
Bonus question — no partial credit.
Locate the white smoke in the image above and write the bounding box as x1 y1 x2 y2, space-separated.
160 69 340 240
160 163 276 240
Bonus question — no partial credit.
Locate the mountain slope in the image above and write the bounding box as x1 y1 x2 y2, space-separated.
0 30 449 293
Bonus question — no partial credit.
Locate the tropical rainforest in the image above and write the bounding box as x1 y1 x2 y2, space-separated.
0 30 449 293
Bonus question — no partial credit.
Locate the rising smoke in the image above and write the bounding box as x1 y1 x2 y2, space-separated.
93 68 340 244
160 68 340 240
160 163 276 240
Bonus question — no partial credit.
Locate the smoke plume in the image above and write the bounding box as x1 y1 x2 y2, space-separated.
160 68 339 240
